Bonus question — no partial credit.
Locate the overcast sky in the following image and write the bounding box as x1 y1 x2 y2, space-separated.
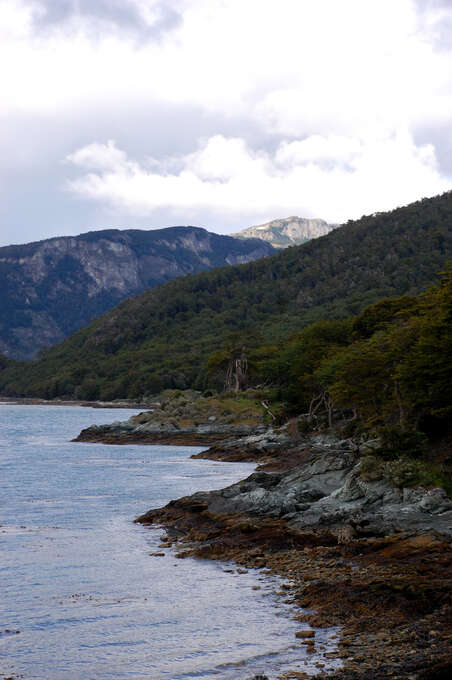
1 0 452 246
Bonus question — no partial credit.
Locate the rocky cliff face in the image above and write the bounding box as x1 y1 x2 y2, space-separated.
233 216 336 248
0 226 274 359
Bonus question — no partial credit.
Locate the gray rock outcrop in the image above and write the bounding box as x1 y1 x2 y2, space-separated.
233 216 336 248
179 438 452 537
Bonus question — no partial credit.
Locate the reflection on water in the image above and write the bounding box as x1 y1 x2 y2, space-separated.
0 405 339 679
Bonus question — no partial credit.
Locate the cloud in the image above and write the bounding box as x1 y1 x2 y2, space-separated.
29 0 182 40
413 0 452 52
65 132 449 225
1 0 452 244
66 140 132 171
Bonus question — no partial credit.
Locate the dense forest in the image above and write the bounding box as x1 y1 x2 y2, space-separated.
210 269 452 491
1 191 452 401
252 270 452 430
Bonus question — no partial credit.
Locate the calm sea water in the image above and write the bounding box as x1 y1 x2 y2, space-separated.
0 404 339 680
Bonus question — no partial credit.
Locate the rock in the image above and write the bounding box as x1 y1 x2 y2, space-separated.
0 228 274 360
336 525 356 544
233 216 334 248
74 391 267 445
134 427 452 537
418 488 452 514
295 630 315 638
359 438 381 454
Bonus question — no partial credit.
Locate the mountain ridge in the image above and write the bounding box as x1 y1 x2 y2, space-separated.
0 226 274 360
1 191 451 400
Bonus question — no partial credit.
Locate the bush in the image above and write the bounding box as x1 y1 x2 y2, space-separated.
383 456 424 488
383 456 425 488
359 455 452 496
377 427 428 461
360 455 385 481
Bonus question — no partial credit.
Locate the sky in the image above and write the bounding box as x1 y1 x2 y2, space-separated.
1 0 452 246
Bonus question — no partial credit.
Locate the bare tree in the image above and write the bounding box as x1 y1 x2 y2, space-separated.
225 347 248 392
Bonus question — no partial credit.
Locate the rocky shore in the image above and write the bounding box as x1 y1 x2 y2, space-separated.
136 438 452 679
74 395 452 679
73 389 266 445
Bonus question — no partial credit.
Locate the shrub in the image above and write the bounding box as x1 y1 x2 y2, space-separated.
384 456 423 488
360 455 385 482
377 427 428 461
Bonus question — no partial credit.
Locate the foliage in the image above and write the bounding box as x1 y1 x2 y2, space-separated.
383 456 425 488
1 191 452 399
359 455 385 482
376 427 429 461
314 269 452 434
0 226 274 360
360 454 452 495
0 354 9 370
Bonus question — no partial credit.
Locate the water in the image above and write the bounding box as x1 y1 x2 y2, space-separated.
0 404 339 679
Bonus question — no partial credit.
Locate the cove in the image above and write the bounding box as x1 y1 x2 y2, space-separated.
0 404 324 680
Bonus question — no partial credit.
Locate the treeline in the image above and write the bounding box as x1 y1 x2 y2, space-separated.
235 269 451 437
0 191 452 400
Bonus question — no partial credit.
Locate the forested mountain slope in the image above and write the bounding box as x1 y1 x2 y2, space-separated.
0 226 274 359
1 191 451 400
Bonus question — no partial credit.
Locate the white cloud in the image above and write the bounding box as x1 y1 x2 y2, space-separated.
2 0 452 131
275 136 363 169
66 131 449 224
1 0 452 241
66 140 132 171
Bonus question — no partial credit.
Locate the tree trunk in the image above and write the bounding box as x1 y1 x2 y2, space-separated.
393 379 406 429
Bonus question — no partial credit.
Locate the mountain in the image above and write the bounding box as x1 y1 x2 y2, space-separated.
0 226 274 360
1 191 452 400
232 216 336 248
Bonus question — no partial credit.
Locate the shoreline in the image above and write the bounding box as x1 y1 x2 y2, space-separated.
73 429 232 447
0 397 153 409
75 416 452 678
136 488 452 680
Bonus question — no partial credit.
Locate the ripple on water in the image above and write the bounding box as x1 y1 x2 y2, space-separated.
0 405 341 679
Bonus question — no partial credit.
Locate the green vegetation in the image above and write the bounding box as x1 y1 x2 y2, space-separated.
0 353 11 371
247 268 452 492
255 268 452 433
0 226 274 360
360 455 452 496
130 388 265 430
1 192 452 403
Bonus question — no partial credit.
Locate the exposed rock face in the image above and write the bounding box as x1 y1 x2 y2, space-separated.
140 433 452 538
232 216 336 248
76 397 452 538
0 227 274 359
